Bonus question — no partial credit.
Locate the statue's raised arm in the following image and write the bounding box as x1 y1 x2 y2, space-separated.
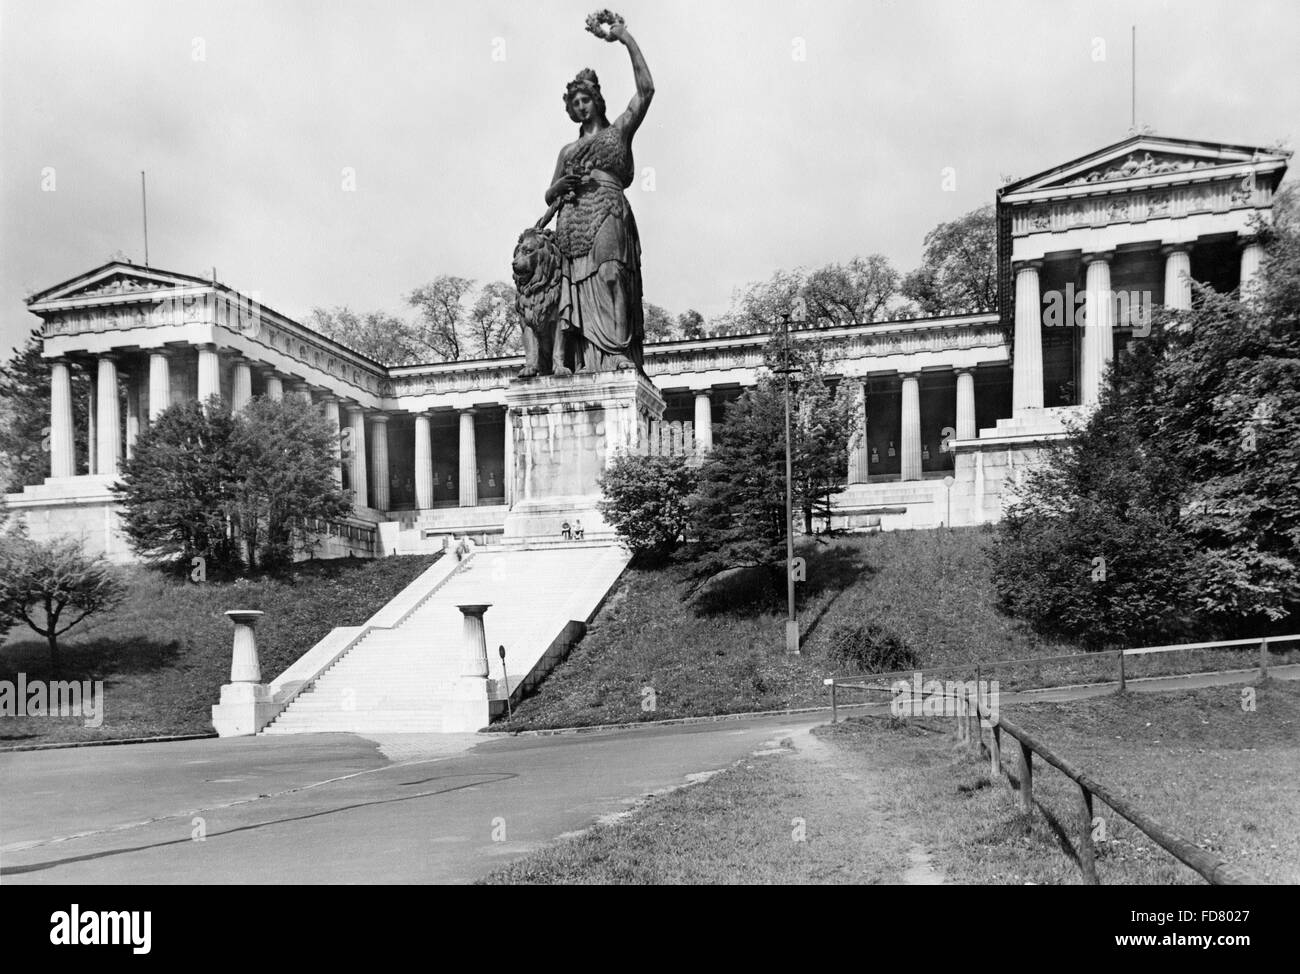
587 11 653 140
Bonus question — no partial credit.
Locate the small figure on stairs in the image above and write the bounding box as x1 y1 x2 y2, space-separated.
560 520 572 540
573 518 585 540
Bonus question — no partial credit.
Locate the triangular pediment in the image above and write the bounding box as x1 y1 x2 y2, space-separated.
1003 135 1290 199
27 262 213 307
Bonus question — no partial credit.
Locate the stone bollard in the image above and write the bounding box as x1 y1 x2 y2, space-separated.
211 609 276 737
458 604 492 678
226 609 264 683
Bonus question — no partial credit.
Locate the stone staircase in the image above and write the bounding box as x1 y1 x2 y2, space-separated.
261 542 629 734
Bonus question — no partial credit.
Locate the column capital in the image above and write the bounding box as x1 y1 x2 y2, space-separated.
1013 259 1044 273
368 411 391 424
1082 250 1115 266
1160 242 1193 257
459 406 478 417
1236 233 1263 250
953 366 974 378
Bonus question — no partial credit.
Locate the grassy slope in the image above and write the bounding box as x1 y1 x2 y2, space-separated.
824 679 1300 884
495 527 1296 732
484 680 1299 884
0 555 437 746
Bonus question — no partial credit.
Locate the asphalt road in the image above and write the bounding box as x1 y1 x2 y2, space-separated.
0 714 824 884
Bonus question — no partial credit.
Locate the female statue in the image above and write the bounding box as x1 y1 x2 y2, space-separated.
544 14 654 373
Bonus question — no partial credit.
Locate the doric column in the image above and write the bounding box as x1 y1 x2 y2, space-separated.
1162 245 1192 311
1012 260 1044 412
320 397 343 489
48 359 75 478
458 408 478 507
899 373 922 482
369 412 390 512
125 370 142 460
86 365 97 475
693 391 714 452
148 348 171 422
292 381 313 404
414 412 434 509
955 369 976 441
197 343 221 410
230 356 253 411
96 355 122 476
1081 252 1115 406
503 409 514 508
1239 236 1265 296
847 380 869 484
263 371 284 402
345 405 368 508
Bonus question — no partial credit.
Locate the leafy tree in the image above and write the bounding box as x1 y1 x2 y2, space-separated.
408 275 477 362
466 281 524 359
901 205 997 314
642 302 676 342
0 534 124 669
691 387 789 581
804 256 900 324
990 389 1198 649
113 399 242 572
992 192 1300 643
230 396 352 569
308 307 424 366
114 396 349 573
716 256 902 335
0 331 90 492
691 330 859 583
597 453 698 563
677 309 706 339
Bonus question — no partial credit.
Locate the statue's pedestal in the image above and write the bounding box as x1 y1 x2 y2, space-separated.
504 371 665 538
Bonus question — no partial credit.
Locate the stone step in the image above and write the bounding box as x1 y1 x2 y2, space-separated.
261 543 630 734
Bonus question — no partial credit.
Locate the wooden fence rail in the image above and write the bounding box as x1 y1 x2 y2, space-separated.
983 697 1259 885
831 679 1262 884
823 634 1298 717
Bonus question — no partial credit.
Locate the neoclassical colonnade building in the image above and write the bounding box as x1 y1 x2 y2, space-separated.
7 135 1289 561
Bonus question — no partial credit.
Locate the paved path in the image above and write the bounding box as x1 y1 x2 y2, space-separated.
0 714 822 884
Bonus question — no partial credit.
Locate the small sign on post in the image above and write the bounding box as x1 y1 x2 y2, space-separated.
498 644 511 719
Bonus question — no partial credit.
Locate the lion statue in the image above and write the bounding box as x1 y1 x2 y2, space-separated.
512 226 574 377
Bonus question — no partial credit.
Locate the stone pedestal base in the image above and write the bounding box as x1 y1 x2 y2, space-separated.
440 676 492 732
211 682 278 737
504 371 665 539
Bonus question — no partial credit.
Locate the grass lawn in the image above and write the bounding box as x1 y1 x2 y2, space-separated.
493 527 1295 731
481 729 921 885
823 678 1300 884
0 554 437 746
483 679 1298 884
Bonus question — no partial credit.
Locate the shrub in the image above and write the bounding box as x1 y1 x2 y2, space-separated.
823 619 918 674
598 452 697 563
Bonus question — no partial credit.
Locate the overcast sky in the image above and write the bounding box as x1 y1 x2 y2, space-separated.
2 0 1297 357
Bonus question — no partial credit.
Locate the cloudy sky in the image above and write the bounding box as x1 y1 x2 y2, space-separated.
2 0 1297 356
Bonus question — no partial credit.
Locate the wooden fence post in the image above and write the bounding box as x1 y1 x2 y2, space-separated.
1117 650 1126 693
990 722 1001 776
956 688 967 743
1260 637 1269 680
1078 785 1099 884
1019 741 1033 817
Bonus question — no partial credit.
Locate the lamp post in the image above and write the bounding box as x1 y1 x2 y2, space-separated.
943 474 955 528
779 310 800 655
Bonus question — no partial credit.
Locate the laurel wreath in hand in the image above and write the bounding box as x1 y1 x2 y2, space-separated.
584 9 625 41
